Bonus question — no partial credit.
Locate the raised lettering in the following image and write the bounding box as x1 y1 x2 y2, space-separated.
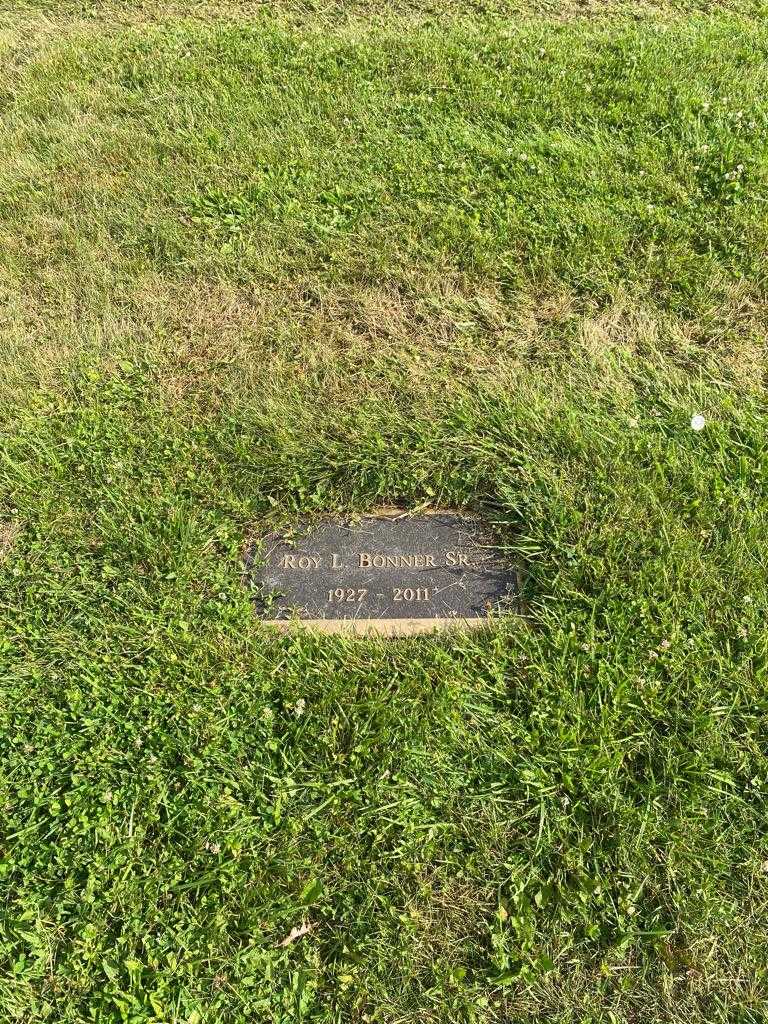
446 551 470 567
331 553 343 569
281 554 297 568
359 551 441 569
296 555 321 570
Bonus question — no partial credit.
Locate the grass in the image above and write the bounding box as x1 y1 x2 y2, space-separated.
1 3 768 1022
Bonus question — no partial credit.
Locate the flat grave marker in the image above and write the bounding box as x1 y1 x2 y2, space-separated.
247 511 520 635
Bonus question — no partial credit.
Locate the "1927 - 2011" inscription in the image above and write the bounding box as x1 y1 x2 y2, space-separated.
327 585 433 604
249 512 520 635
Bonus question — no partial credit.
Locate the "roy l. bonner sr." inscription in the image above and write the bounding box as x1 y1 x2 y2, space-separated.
248 511 519 635
279 550 470 570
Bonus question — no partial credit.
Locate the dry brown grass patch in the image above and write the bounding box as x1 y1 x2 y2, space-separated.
2 270 766 411
131 274 533 405
0 519 20 560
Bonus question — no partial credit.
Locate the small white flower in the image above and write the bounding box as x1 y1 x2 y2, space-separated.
628 417 639 428
690 414 706 431
294 698 306 718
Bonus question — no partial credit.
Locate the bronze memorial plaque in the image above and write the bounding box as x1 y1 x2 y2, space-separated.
247 511 520 635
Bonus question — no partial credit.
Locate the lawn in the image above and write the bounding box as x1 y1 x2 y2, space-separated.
1 2 768 1021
